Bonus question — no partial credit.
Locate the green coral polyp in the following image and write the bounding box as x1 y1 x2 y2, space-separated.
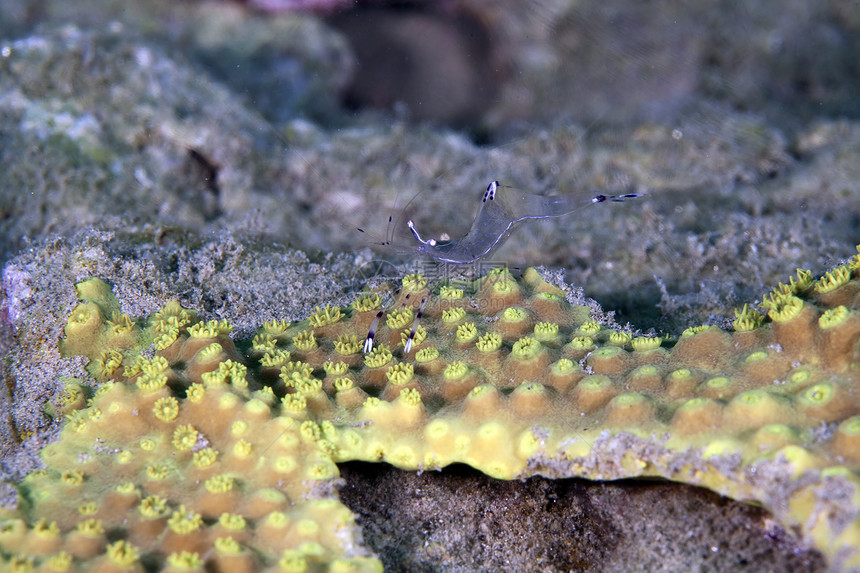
152 396 179 422
511 336 541 359
386 307 413 330
364 345 392 368
814 265 850 294
631 336 661 351
455 322 478 343
334 334 361 355
400 325 427 348
767 295 804 322
386 362 414 385
352 293 382 312
502 307 527 323
568 336 595 350
819 305 850 329
323 360 349 376
292 329 317 351
476 332 503 353
167 506 203 534
401 273 427 292
533 321 559 340
439 285 464 299
608 331 632 346
732 304 764 332
551 358 576 375
442 307 466 324
309 304 342 327
443 361 468 381
414 347 439 363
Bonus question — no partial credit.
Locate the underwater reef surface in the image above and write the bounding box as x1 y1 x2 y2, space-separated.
1 0 860 570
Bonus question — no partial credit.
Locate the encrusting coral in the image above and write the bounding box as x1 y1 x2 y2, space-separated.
2 245 860 571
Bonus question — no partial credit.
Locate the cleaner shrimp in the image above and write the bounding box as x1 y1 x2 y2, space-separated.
359 179 644 354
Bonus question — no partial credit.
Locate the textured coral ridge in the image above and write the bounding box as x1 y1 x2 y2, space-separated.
2 247 860 571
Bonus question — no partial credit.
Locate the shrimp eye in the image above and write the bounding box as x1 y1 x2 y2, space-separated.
428 239 437 247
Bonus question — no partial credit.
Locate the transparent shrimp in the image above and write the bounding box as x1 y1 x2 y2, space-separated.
362 180 644 354
407 180 644 264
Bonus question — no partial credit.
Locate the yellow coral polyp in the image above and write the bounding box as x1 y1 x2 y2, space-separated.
279 550 308 572
608 331 632 346
281 393 308 413
568 336 595 350
47 552 73 571
252 333 276 353
261 349 292 368
146 464 169 481
733 303 764 332
200 342 226 361
94 349 124 378
533 321 559 339
386 307 414 330
401 273 428 292
77 502 98 516
172 424 199 451
184 383 205 403
281 360 313 379
293 329 317 351
492 277 517 294
334 334 362 355
442 307 467 324
106 540 140 566
188 319 232 338
218 513 246 531
139 495 169 519
262 318 292 336
323 360 350 376
136 372 168 393
215 536 243 554
351 293 382 312
415 347 439 363
681 325 710 337
152 396 179 422
386 362 414 385
33 518 60 537
399 324 427 348
309 304 342 327
814 265 851 294
819 305 850 329
77 517 104 536
551 358 576 375
631 336 661 351
476 332 503 353
203 474 236 493
767 295 804 322
443 361 468 381
439 285 464 299
166 551 204 568
61 470 84 485
333 377 354 392
398 388 422 406
233 440 254 458
455 322 478 343
364 344 393 368
577 320 602 335
167 506 203 534
502 307 527 323
192 447 218 468
511 336 541 359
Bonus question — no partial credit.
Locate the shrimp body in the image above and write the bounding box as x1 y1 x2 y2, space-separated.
407 181 643 264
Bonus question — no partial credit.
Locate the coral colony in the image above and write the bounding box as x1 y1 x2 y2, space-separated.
1 244 860 571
